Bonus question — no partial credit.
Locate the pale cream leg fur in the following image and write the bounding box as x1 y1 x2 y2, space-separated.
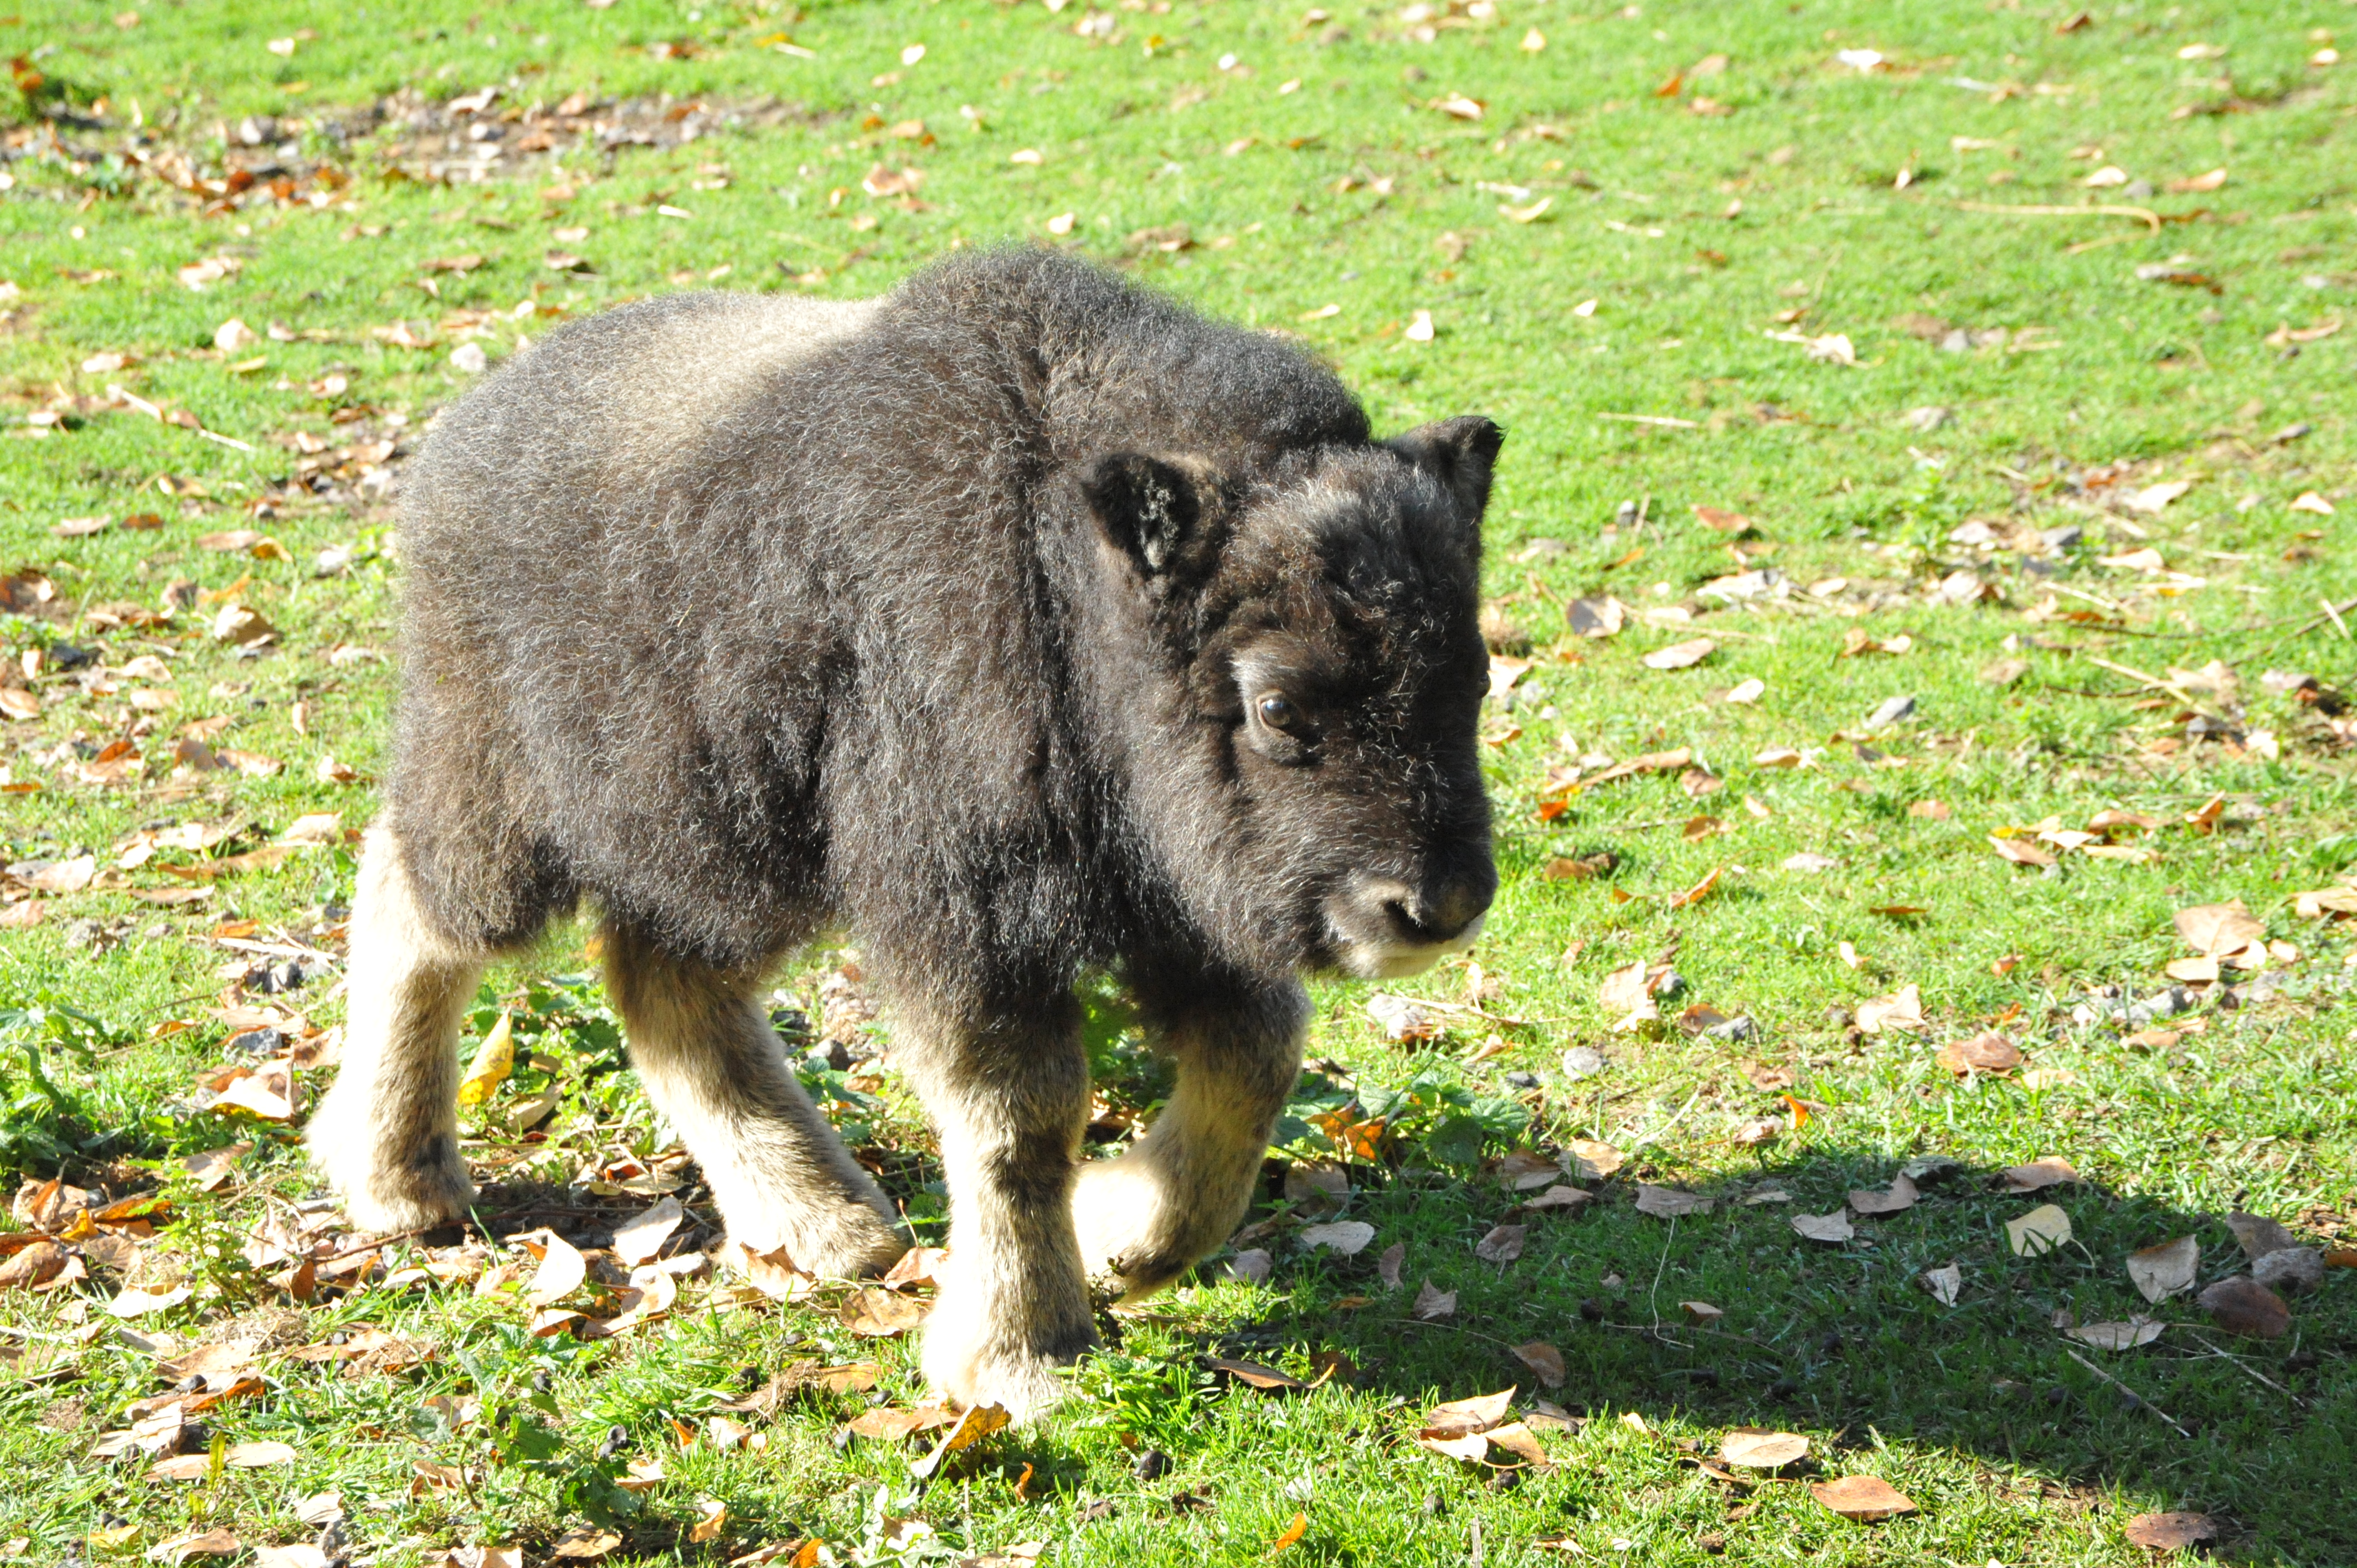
601 923 905 1279
898 1020 1097 1420
1071 984 1308 1299
308 827 484 1233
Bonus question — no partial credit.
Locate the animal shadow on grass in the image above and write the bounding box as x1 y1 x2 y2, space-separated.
1196 1144 2353 1561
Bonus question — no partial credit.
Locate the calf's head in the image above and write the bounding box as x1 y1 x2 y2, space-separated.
1082 416 1502 980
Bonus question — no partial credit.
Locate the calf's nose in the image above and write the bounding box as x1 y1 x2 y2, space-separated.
1381 865 1495 946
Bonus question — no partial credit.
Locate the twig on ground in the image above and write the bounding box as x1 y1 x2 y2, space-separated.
2183 1330 2304 1405
2062 1346 2190 1437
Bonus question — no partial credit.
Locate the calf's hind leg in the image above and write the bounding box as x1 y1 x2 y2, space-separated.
308 828 486 1232
1072 979 1308 1299
601 924 905 1278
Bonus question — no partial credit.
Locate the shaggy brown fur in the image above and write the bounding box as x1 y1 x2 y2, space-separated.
308 250 1501 1415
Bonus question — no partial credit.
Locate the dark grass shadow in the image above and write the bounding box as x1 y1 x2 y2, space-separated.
1170 1143 2355 1564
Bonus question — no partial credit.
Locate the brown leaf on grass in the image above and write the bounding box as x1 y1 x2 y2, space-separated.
2222 1213 2299 1260
841 1286 928 1337
548 1529 622 1561
1692 504 1754 534
1424 1388 1516 1437
1582 749 1693 787
1511 1342 1565 1388
1412 1279 1457 1319
908 1401 1011 1479
1566 596 1627 638
1495 1152 1565 1192
1791 1211 1855 1244
606 1195 685 1267
2006 1204 2073 1257
878 1245 947 1291
150 1529 240 1564
1810 1476 1917 1521
182 1142 250 1192
1854 986 1924 1035
0 1241 68 1290
1721 1429 1808 1468
92 1405 187 1459
2070 1317 2165 1350
1524 1185 1592 1213
513 1230 586 1307
1937 1032 2021 1075
724 1241 817 1302
1377 1241 1405 1290
1668 866 1725 909
2000 1158 2082 1193
1635 1185 1714 1218
2128 1236 2199 1302
687 1498 728 1545
1206 1357 1306 1391
1847 1174 1918 1215
1644 637 1716 670
1299 1220 1377 1257
1474 1224 1527 1263
845 1406 956 1441
2124 1512 2216 1550
2176 901 2263 956
1990 836 2057 868
1566 1138 1624 1180
2199 1275 2291 1338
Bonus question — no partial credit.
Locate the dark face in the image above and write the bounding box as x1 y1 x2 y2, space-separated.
1082 417 1502 978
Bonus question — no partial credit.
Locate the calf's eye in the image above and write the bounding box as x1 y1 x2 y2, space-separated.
1256 693 1299 731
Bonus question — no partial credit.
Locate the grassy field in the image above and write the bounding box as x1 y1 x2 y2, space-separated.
3 0 2355 1562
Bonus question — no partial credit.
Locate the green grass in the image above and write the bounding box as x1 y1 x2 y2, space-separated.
3 0 2355 1563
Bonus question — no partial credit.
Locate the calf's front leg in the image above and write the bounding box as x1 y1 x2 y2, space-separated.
1071 979 1308 1299
897 998 1096 1419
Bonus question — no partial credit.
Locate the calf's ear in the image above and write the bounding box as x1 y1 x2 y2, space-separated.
1080 452 1202 578
1388 414 1505 519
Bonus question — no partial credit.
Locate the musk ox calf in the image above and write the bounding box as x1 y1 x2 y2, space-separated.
309 249 1501 1415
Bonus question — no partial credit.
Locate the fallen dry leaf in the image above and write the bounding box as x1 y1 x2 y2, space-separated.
1721 1428 1809 1469
1567 1138 1623 1180
1206 1357 1305 1391
1511 1342 1565 1389
2175 901 2264 957
611 1195 685 1267
1920 1263 1963 1306
1938 1033 2021 1075
1644 637 1716 670
841 1286 928 1337
2127 1236 2199 1303
1298 1220 1376 1258
1272 1513 1308 1552
1412 1279 1458 1320
2006 1203 2073 1257
2198 1275 2291 1339
1377 1241 1405 1290
1474 1224 1527 1263
2223 1212 2298 1260
151 1529 241 1564
1847 1174 1918 1215
2070 1318 2165 1351
1854 986 1924 1035
521 1230 586 1307
2124 1512 2216 1550
2001 1158 2082 1193
1791 1210 1855 1244
1635 1185 1714 1218
547 1529 622 1562
1810 1475 1916 1521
